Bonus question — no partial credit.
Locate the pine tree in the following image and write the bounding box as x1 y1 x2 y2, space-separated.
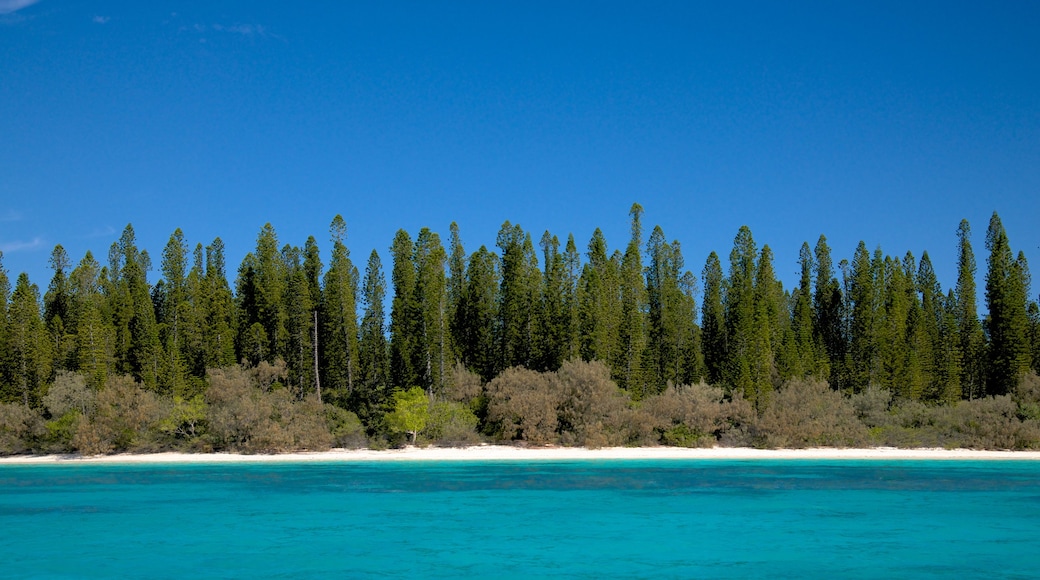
984 212 1030 396
70 251 110 389
4 273 51 406
562 235 581 361
813 235 844 388
282 244 315 398
0 252 9 395
646 227 700 392
750 244 782 408
455 246 499 381
254 224 286 363
358 249 390 419
955 219 984 399
847 242 879 393
44 245 74 372
578 228 620 366
496 222 539 370
389 229 419 389
413 227 448 393
789 242 816 379
323 216 360 402
157 229 190 394
203 238 236 369
446 222 466 364
615 203 648 396
701 251 725 386
536 231 567 372
723 226 757 402
108 225 160 389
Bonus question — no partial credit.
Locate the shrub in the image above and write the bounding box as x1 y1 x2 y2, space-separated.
485 366 561 444
74 375 164 454
326 405 368 449
556 360 629 448
446 363 483 406
642 382 754 447
426 400 481 447
0 403 44 455
938 396 1040 450
43 371 94 419
753 377 867 448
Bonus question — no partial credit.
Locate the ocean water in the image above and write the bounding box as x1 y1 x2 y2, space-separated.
2 459 1039 579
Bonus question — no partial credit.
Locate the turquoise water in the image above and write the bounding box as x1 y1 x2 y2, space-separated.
2 460 1039 578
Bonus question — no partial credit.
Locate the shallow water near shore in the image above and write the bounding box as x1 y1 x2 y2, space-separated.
2 459 1039 578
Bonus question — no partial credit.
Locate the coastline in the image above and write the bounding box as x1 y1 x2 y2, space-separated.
3 445 1040 465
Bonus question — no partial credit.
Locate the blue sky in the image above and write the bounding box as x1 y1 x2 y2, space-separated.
2 1 1038 302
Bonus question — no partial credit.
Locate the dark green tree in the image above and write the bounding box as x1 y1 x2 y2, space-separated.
535 231 568 372
645 226 699 393
455 246 499 381
789 242 817 379
847 242 879 393
4 273 51 406
358 249 390 420
389 229 419 389
723 226 757 401
701 251 725 386
70 251 110 389
496 222 539 370
955 219 984 399
615 203 648 395
813 235 844 388
578 228 620 365
322 216 360 402
413 227 448 393
282 244 316 398
44 245 74 372
984 212 1030 396
203 238 236 369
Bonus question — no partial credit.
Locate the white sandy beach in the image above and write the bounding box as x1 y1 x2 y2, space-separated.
3 445 1040 465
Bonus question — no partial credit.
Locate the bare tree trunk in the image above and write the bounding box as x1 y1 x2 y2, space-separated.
313 310 322 404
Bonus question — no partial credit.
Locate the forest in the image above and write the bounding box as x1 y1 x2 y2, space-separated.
1 205 1039 454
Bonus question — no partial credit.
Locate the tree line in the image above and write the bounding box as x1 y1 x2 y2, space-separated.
1 205 1039 452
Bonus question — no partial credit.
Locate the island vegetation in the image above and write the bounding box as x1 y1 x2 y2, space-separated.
1 206 1039 454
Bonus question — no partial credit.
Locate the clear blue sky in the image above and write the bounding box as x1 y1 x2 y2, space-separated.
2 1 1038 302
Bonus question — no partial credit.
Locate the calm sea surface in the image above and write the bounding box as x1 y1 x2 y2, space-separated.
1 459 1039 578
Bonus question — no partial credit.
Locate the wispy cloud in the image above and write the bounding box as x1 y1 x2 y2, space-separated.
0 0 40 15
180 21 276 40
84 225 117 239
92 15 109 24
0 210 24 223
0 237 45 253
212 23 266 36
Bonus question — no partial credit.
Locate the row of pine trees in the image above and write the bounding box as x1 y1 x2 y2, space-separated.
1 205 1038 426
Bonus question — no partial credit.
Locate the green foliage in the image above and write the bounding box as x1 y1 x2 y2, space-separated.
385 386 429 444
426 400 480 446
158 395 207 441
325 405 367 448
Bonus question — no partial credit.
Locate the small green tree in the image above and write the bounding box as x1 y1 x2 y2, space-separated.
386 386 429 444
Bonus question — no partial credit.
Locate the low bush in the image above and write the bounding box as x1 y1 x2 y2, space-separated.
426 400 481 447
485 366 561 444
0 403 44 455
753 377 867 448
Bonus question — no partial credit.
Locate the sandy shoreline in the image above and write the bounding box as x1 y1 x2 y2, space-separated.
3 445 1040 465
